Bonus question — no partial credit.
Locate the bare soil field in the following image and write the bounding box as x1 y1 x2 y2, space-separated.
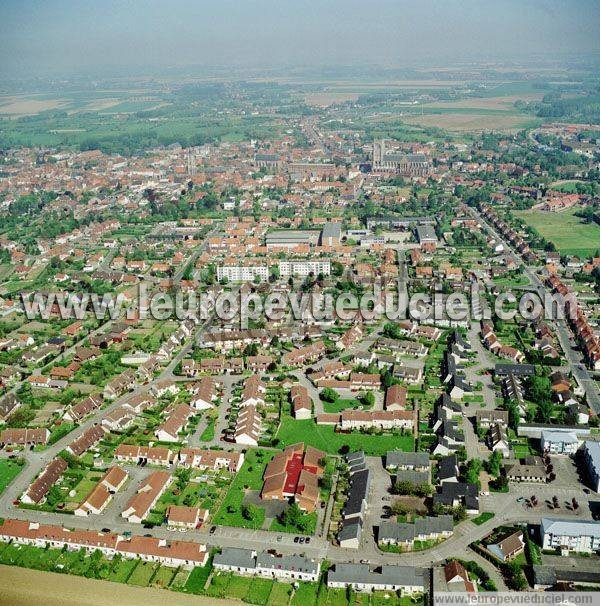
0 565 238 606
403 112 534 132
304 92 360 106
0 96 67 116
422 93 544 111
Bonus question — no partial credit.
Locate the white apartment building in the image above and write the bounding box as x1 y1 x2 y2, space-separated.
217 265 269 283
279 259 331 277
541 518 600 554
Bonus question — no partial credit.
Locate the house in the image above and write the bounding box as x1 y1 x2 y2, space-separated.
0 427 49 447
290 385 312 420
384 385 407 411
103 370 136 400
0 393 21 423
488 423 510 458
213 547 320 582
166 505 208 529
74 466 128 516
444 561 477 593
476 409 509 430
541 518 600 554
487 530 525 562
338 517 363 549
438 455 459 484
114 444 172 466
317 409 415 432
240 375 266 407
541 430 579 455
121 471 172 523
188 376 218 410
341 465 371 523
66 425 107 457
261 443 325 512
63 394 104 423
234 405 262 446
327 563 425 594
433 482 479 514
177 448 244 473
385 451 430 473
378 516 453 550
506 458 547 483
150 379 180 398
101 405 136 432
154 404 194 442
22 458 68 504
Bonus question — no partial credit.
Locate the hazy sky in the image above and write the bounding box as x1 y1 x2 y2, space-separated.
1 0 599 77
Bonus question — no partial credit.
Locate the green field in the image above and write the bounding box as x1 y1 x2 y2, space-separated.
212 449 273 528
276 416 414 455
0 459 24 495
516 208 600 257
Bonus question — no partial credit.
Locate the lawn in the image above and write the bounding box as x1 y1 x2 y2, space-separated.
0 459 24 495
269 581 293 606
213 449 273 528
182 559 213 593
245 577 275 605
511 443 531 459
291 581 319 606
127 560 157 586
322 398 363 413
276 416 414 455
151 565 176 588
269 511 317 535
107 556 139 583
472 512 495 526
200 417 216 441
516 207 600 257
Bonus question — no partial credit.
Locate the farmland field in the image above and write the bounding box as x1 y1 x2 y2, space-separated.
516 207 600 257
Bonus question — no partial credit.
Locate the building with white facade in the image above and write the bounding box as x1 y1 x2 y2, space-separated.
279 259 331 277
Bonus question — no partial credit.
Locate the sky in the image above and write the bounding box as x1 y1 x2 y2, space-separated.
1 0 599 77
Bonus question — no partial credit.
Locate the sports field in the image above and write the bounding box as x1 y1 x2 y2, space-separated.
516 207 600 257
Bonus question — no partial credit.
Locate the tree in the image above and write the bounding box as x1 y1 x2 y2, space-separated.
465 458 482 488
320 388 338 403
175 467 192 491
486 450 503 478
360 391 375 407
241 503 260 525
390 500 409 517
278 502 308 532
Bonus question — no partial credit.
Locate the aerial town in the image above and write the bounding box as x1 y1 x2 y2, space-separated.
0 6 599 605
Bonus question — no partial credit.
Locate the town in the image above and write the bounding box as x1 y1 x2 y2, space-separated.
1 22 600 606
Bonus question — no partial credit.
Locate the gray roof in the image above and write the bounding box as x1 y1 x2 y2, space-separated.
338 518 363 542
386 451 430 470
328 563 425 588
541 517 600 539
416 224 438 243
541 430 578 444
379 516 453 543
256 552 319 575
321 222 342 239
494 364 535 377
214 547 257 570
532 565 557 587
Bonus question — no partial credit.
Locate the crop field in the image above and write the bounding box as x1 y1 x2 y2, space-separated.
516 207 600 257
403 110 539 132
